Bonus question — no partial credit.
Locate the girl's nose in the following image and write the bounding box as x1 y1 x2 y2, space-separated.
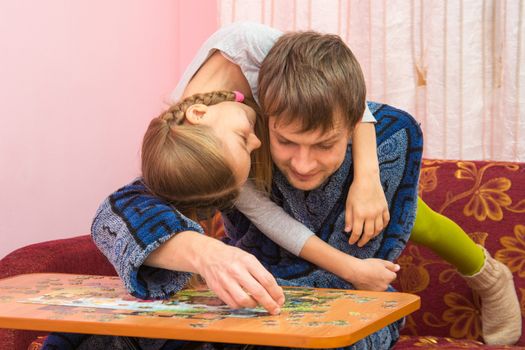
249 133 261 151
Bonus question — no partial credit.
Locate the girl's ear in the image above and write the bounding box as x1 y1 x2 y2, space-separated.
185 104 209 125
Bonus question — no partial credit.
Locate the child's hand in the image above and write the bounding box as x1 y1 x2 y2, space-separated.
351 258 399 291
345 177 390 247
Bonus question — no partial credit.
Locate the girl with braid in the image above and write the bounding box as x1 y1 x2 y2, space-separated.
202 23 514 344
44 23 519 349
170 22 520 344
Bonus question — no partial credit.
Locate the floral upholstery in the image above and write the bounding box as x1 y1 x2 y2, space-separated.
393 335 521 349
392 160 525 347
1 159 523 350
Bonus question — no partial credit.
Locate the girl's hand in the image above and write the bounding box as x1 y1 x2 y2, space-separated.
345 176 390 247
350 258 399 291
299 235 398 291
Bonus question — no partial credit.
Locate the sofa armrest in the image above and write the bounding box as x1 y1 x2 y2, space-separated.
0 235 117 350
0 235 116 280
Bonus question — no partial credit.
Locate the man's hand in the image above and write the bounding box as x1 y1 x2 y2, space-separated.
345 176 390 247
349 258 399 291
145 231 284 315
195 239 285 315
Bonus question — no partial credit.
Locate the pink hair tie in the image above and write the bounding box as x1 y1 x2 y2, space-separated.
233 91 245 103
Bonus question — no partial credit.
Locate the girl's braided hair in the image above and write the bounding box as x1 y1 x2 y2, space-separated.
141 90 270 221
159 91 239 125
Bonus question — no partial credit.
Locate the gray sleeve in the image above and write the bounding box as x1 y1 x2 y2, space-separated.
362 104 376 123
234 181 314 256
170 22 282 105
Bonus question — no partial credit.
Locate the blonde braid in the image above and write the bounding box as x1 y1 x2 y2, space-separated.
160 91 237 125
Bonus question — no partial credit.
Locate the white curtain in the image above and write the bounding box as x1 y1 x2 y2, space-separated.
219 0 525 162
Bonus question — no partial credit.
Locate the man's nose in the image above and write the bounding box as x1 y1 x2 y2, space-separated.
290 147 316 174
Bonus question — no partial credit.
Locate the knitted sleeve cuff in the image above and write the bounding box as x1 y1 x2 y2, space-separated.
92 179 204 300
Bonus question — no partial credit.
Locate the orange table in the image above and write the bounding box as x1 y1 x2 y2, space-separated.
0 273 419 348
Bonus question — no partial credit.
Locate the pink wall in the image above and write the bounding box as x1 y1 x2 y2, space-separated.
0 1 219 258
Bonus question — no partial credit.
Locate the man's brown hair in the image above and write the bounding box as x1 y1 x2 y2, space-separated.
258 31 366 133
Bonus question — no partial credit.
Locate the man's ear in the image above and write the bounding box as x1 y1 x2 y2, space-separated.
184 104 209 125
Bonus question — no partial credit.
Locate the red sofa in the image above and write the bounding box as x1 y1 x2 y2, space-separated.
1 159 524 350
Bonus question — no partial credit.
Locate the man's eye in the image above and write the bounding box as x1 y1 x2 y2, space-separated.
317 144 334 150
278 139 292 145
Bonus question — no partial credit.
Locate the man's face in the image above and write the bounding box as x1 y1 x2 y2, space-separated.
269 112 352 191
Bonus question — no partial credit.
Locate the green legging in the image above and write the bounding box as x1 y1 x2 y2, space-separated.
410 197 485 276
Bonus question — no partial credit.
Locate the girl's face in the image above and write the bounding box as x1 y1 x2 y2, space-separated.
195 101 261 185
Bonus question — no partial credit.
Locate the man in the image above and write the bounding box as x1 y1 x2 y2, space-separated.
43 23 421 350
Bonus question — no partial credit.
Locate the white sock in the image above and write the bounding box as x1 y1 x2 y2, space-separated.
462 246 522 345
